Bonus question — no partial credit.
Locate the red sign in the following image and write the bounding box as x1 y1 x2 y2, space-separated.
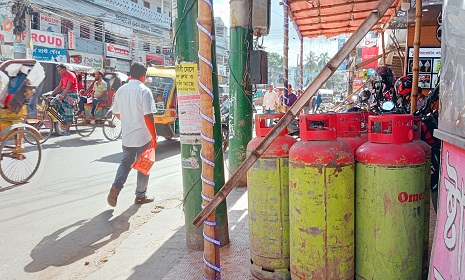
146 54 164 66
105 43 131 60
68 31 75 50
353 77 363 90
430 141 465 279
361 46 379 69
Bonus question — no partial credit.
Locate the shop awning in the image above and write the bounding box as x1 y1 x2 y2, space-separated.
289 0 400 38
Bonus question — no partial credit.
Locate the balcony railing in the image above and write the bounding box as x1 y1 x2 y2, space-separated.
91 0 170 28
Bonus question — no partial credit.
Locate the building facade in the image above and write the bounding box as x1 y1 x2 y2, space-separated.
214 17 229 85
0 0 173 73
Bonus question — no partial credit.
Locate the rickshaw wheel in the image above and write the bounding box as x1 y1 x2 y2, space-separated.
25 112 53 144
103 110 122 141
54 121 67 136
0 130 42 185
75 117 95 137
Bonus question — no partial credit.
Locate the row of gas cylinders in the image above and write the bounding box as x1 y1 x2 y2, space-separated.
246 112 431 280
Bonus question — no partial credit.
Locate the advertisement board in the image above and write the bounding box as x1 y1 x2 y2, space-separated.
68 50 103 70
430 141 465 279
105 43 131 60
22 29 65 49
406 47 441 90
361 46 378 69
39 13 61 33
33 47 67 62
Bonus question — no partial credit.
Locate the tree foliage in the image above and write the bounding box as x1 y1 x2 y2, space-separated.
268 52 283 69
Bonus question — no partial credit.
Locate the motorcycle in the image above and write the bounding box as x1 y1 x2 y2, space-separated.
221 99 230 152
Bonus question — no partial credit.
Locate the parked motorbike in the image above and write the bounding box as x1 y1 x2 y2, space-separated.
221 99 230 152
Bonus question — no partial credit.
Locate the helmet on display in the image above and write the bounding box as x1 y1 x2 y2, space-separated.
358 89 371 103
376 66 395 87
395 76 413 95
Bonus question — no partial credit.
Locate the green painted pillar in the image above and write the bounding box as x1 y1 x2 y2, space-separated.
175 0 228 250
228 10 253 186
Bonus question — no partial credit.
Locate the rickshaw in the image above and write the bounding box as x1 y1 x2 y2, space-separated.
27 65 124 143
0 59 44 185
145 66 179 140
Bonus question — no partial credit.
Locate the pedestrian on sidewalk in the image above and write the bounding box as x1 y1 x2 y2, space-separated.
107 62 158 207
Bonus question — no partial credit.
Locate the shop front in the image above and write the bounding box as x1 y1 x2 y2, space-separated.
429 1 465 279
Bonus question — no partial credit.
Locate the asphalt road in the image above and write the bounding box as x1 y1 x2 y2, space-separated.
0 130 185 279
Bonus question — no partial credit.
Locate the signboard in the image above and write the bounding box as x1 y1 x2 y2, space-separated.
22 29 65 49
175 63 201 145
105 43 131 60
407 47 441 89
68 31 75 50
112 13 170 39
146 54 164 66
361 46 378 69
430 141 465 279
33 47 67 62
353 77 363 90
0 45 13 60
0 5 15 43
39 13 61 33
114 59 130 73
69 50 103 70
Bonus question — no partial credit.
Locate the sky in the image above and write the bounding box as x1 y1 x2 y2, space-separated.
213 0 341 68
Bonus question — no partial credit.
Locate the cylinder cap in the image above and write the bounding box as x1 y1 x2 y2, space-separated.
336 112 363 137
299 113 337 141
255 114 288 137
368 114 414 144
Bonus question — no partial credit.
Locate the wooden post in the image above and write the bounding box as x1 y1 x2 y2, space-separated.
193 0 397 228
283 0 290 112
411 0 422 113
381 31 386 66
198 0 221 278
300 38 304 91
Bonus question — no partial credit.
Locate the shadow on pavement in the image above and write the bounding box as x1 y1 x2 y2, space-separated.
95 140 181 164
41 137 109 150
24 205 141 273
127 187 247 280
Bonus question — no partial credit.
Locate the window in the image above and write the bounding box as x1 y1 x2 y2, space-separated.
80 24 90 39
61 19 74 34
94 20 103 41
144 1 150 8
157 7 161 13
143 42 150 52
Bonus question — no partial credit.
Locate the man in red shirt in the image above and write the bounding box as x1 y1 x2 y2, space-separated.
51 64 79 135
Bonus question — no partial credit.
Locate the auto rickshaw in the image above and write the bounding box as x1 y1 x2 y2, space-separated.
145 66 179 140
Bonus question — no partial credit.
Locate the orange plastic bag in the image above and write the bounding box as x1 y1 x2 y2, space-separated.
131 148 155 175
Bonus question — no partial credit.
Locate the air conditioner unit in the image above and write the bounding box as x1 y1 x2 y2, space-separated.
105 58 117 69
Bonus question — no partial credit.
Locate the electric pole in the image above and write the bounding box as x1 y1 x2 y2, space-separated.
228 0 253 187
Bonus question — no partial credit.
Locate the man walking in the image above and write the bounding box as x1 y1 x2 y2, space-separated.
262 84 278 114
107 62 158 207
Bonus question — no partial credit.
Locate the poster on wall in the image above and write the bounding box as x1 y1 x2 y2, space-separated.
33 47 67 62
39 13 61 33
361 46 379 69
407 47 441 89
68 50 103 70
175 63 201 147
429 142 465 279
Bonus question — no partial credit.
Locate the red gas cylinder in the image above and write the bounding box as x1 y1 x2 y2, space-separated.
247 113 297 280
289 114 354 279
355 114 426 279
413 116 432 279
336 112 367 155
360 111 374 139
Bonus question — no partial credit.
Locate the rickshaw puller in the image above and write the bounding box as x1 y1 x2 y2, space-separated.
50 64 79 135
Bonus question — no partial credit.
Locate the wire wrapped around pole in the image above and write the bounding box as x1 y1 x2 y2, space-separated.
197 0 221 279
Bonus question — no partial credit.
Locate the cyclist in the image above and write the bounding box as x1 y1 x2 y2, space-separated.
50 64 79 136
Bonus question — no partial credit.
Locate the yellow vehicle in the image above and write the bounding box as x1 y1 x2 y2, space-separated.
145 66 178 140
